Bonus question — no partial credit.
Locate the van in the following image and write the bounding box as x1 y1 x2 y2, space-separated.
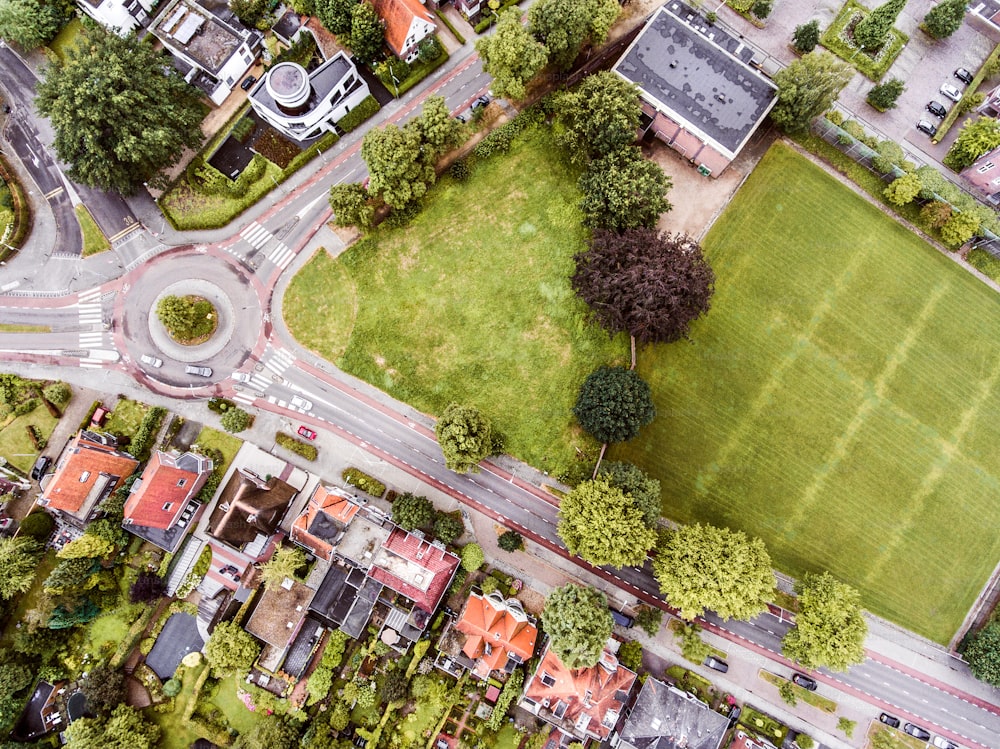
31 455 50 481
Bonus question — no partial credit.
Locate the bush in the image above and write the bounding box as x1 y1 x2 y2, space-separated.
484 667 523 730
867 78 905 111
130 407 166 461
220 407 252 433
14 397 38 417
796 734 814 749
43 382 71 406
392 493 435 530
163 678 182 697
449 159 470 181
433 512 465 544
208 397 236 414
460 542 485 572
618 640 642 671
336 96 382 133
276 432 319 460
779 679 798 706
342 467 386 497
156 296 215 341
497 530 524 552
19 511 54 541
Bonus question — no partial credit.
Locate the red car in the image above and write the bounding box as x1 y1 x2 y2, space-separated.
297 426 317 440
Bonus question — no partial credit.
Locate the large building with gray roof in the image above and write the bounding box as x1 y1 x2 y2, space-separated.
615 678 730 749
613 2 777 176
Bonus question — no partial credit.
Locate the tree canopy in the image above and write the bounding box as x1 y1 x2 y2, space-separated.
317 0 358 35
0 536 43 599
866 78 905 111
259 545 307 587
578 147 672 231
79 664 127 716
597 461 661 527
792 20 821 53
573 365 656 444
350 1 384 63
573 229 715 346
460 542 485 572
965 619 1000 685
412 95 463 160
554 71 640 164
770 51 852 133
477 10 548 100
853 0 906 50
206 620 261 676
329 182 375 229
392 493 435 530
232 716 302 749
35 28 204 193
944 116 1000 171
0 0 71 48
433 513 465 544
557 478 657 567
362 121 435 209
435 402 494 473
653 523 775 621
221 407 252 433
781 572 867 671
64 704 160 749
541 584 613 669
529 0 618 70
923 0 967 39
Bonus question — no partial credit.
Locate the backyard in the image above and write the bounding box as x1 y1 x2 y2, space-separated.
284 128 628 477
615 143 1000 643
0 402 59 472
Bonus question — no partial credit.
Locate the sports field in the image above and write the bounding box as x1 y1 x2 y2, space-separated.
615 144 1000 643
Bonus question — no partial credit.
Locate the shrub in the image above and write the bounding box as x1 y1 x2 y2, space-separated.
752 0 772 19
336 96 382 133
618 640 642 671
484 667 523 730
433 512 465 544
449 159 470 181
498 530 524 552
130 407 166 460
796 734 814 749
14 398 38 417
460 542 485 572
920 200 952 228
342 467 386 497
140 637 155 655
778 679 798 706
276 432 319 460
392 493 435 530
207 397 236 414
19 511 54 540
867 78 905 111
42 381 71 406
163 678 182 697
837 717 856 738
792 20 820 52
220 407 252 433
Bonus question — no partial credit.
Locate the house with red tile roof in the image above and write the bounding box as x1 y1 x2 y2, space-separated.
372 0 435 62
520 642 637 744
290 484 361 561
369 526 459 614
122 451 213 552
38 431 139 526
454 590 538 679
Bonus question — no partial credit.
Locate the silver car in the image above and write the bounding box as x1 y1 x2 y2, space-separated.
185 365 213 377
940 82 962 102
140 354 163 368
290 395 313 411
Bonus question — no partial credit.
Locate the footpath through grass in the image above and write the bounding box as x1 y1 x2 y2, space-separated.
285 129 627 476
615 143 1000 643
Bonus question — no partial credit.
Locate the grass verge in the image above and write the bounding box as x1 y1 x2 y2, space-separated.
760 671 837 712
866 724 928 749
75 204 110 256
614 143 1000 643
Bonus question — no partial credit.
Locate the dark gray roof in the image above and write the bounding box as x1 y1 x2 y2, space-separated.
308 510 347 544
614 3 776 156
283 616 324 678
249 53 357 120
619 679 729 749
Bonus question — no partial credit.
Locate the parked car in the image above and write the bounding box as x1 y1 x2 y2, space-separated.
472 95 491 111
290 395 313 411
926 101 948 118
916 120 938 136
241 75 257 91
954 67 974 85
904 724 932 742
610 609 634 628
791 673 817 691
879 713 901 729
940 83 962 102
185 365 213 377
30 455 50 481
704 656 729 673
298 425 317 440
0 517 13 532
726 705 742 726
232 371 253 383
931 738 958 749
139 353 163 368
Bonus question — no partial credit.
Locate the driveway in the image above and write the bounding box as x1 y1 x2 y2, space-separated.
145 612 205 679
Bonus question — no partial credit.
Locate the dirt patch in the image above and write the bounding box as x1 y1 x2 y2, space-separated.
125 675 151 709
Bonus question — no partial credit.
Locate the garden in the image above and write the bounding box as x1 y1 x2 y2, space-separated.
0 377 71 472
820 0 908 80
615 143 1000 644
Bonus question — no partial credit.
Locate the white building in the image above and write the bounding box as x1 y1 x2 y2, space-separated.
373 0 436 62
76 0 155 35
152 0 262 106
248 53 371 142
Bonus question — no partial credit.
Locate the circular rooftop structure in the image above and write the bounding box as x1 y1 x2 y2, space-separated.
266 62 311 111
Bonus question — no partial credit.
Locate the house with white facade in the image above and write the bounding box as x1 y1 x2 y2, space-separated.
76 0 155 35
152 0 262 105
373 0 436 62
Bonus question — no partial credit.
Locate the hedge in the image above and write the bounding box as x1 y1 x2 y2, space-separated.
0 153 32 258
342 467 386 497
336 95 381 133
276 431 319 460
435 10 466 44
393 46 450 97
79 400 103 431
129 406 166 461
110 605 159 667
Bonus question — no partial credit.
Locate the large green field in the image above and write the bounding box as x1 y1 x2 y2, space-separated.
615 144 1000 643
285 129 627 477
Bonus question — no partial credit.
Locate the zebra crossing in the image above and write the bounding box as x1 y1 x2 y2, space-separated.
262 345 296 378
239 222 296 270
77 289 106 368
265 394 310 414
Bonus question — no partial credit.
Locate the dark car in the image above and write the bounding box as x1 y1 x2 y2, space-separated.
791 673 817 691
926 101 948 118
917 120 938 136
241 75 257 91
879 713 901 729
955 67 974 85
472 95 491 111
904 724 932 742
726 705 742 726
704 656 729 673
31 455 50 481
610 609 634 628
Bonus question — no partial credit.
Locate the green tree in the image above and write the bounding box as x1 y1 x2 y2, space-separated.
232 716 301 749
155 295 215 340
870 139 906 173
435 402 494 473
362 122 435 209
57 534 112 560
317 0 358 35
781 572 867 671
555 71 640 164
259 545 307 587
433 513 465 544
867 78 905 111
0 0 70 49
414 96 463 161
43 557 97 594
230 0 269 25
0 655 34 727
597 461 660 527
541 584 613 669
460 542 485 572
220 407 252 433
529 0 618 70
578 147 672 231
477 10 548 100
752 0 772 18
770 51 852 132
944 116 1000 170
329 182 375 229
392 493 435 530
965 619 1000 684
792 20 821 53
350 1 384 63
0 536 42 599
923 0 967 39
42 381 71 406
940 209 982 247
573 366 656 444
796 734 815 749
854 0 907 51
883 172 922 206
838 718 856 738
779 679 798 706
618 640 642 670
498 530 524 552
654 523 775 621
64 704 160 749
634 605 663 637
35 28 203 193
79 664 126 716
557 478 657 567
920 200 952 228
206 620 261 676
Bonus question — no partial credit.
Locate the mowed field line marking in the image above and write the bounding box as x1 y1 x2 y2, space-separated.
781 282 949 536
694 249 869 500
863 345 1000 586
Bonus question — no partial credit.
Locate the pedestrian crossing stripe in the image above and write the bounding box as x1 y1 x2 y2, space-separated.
268 244 294 270
78 289 102 303
79 359 103 369
233 393 256 406
240 223 273 249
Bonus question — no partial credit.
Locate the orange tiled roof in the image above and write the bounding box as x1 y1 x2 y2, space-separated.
290 485 360 560
455 591 537 677
123 451 212 530
42 432 139 518
372 0 434 56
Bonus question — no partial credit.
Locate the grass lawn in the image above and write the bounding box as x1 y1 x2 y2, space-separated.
195 426 242 471
0 403 60 472
47 17 85 61
85 609 133 659
489 725 524 749
103 398 149 439
614 143 1000 643
75 205 110 256
284 128 628 476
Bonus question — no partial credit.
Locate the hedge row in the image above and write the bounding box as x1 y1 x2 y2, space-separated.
79 400 103 431
337 95 381 133
0 154 33 257
110 605 159 668
130 406 166 461
435 10 466 44
276 431 319 461
342 467 386 497
473 107 544 160
394 47 450 98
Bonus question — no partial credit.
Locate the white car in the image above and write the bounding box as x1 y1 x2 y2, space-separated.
232 372 253 383
140 354 163 368
932 738 959 749
940 82 962 102
290 395 313 411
